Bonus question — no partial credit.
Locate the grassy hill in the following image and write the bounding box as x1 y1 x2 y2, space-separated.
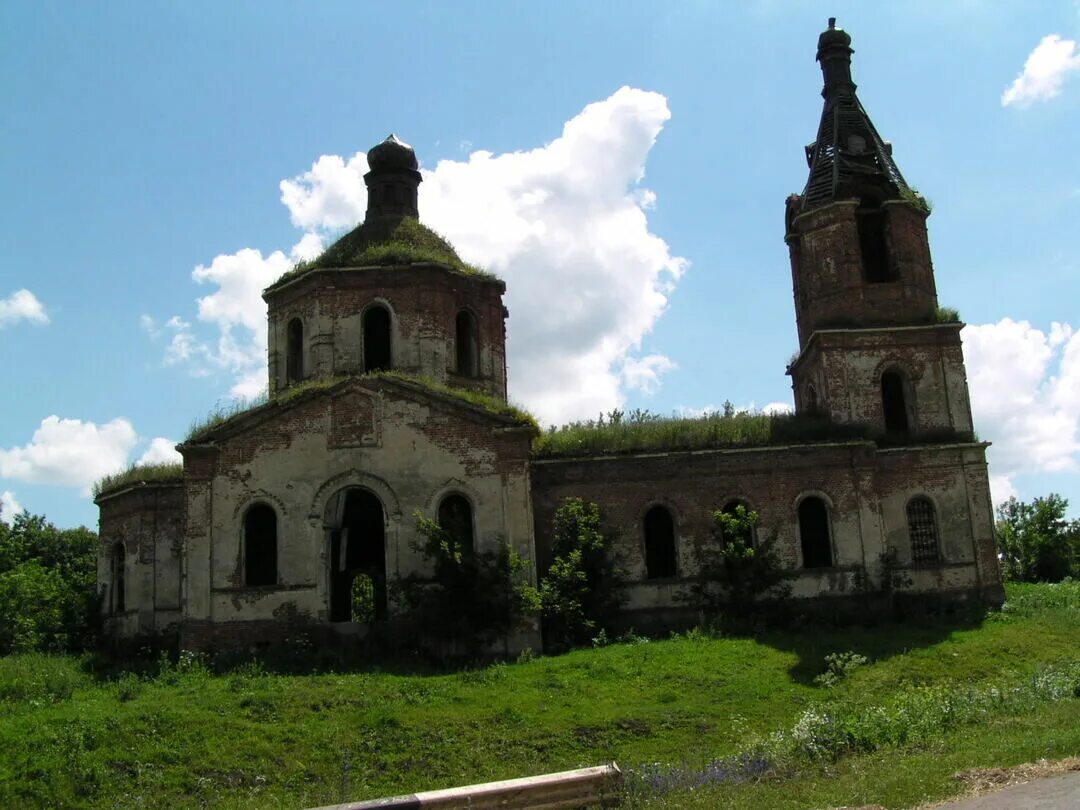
1 582 1078 809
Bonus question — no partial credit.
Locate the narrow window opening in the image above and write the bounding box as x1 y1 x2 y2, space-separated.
438 494 474 555
113 543 126 614
799 497 833 568
644 505 677 579
455 310 479 378
881 370 910 435
806 384 819 414
244 504 278 586
363 305 392 372
286 318 304 384
857 203 894 283
907 497 940 563
329 488 387 623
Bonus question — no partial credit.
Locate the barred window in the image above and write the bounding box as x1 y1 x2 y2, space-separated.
906 497 939 563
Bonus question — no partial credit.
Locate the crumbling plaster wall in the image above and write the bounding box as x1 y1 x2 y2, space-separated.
792 325 975 434
181 383 535 632
96 483 184 637
531 441 996 616
266 267 507 399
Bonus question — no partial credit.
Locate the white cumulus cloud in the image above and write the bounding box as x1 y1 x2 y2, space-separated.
0 490 23 524
1001 34 1080 107
0 416 139 493
137 438 182 466
963 318 1080 504
0 289 49 328
155 87 686 424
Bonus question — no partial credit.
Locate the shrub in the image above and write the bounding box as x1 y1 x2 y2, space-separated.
813 651 870 687
690 505 794 615
396 513 537 656
537 498 625 651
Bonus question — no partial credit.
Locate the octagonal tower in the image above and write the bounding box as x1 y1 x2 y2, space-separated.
263 135 508 399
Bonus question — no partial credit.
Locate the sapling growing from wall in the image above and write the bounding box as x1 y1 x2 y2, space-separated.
691 504 793 616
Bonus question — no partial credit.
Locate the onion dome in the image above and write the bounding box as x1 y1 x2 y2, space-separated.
367 134 419 173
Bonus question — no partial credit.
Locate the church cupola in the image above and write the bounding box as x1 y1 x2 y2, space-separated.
364 134 421 221
262 134 509 401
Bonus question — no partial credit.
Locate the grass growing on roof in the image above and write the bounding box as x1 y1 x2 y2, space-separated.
269 217 495 290
92 462 183 498
183 372 536 442
533 408 874 458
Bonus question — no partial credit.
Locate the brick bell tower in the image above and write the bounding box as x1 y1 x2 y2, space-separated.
786 20 976 441
262 135 509 400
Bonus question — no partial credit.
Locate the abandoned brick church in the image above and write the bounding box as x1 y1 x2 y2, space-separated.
96 21 1005 652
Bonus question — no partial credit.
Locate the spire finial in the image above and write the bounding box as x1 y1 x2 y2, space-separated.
828 17 836 29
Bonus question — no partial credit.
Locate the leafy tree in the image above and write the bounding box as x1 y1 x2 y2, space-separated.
996 494 1079 583
691 504 793 615
0 511 100 654
397 513 537 656
538 498 624 650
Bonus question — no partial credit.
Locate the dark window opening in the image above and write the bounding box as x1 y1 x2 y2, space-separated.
455 310 479 378
244 504 278 586
857 205 894 283
881 370 911 435
644 505 677 579
907 497 940 563
799 497 833 568
113 543 126 614
438 494 474 555
286 318 304 384
720 500 756 548
363 306 392 372
806 384 819 414
329 488 387 623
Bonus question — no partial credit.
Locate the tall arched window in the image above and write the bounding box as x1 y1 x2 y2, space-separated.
643 505 677 579
244 504 278 586
906 496 940 563
881 370 911 435
112 542 126 614
455 310 479 378
286 317 304 384
798 496 833 568
857 199 894 283
363 305 392 372
438 494 474 555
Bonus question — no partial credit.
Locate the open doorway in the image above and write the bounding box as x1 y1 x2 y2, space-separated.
327 488 387 623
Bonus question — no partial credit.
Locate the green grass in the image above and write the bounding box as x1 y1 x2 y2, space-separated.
184 373 536 442
92 463 183 498
268 216 495 290
533 409 973 458
0 582 1077 808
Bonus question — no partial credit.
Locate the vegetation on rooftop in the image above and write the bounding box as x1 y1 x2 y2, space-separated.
269 216 494 290
183 372 536 443
92 463 184 498
935 304 961 323
899 185 933 214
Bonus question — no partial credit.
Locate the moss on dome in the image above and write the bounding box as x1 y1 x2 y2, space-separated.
268 217 496 291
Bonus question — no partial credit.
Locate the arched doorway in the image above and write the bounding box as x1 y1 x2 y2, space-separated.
326 488 387 623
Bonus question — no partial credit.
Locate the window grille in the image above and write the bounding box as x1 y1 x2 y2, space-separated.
906 497 939 563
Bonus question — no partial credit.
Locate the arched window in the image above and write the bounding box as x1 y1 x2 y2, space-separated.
112 543 126 614
906 496 940 563
643 505 677 579
805 384 819 414
286 318 304 384
438 494 474 555
363 305 392 372
881 370 911 435
244 504 278 587
720 500 756 548
455 310 479 378
798 496 833 568
857 200 894 283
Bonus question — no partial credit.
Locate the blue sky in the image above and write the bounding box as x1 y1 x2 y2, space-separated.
2 1 1079 529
